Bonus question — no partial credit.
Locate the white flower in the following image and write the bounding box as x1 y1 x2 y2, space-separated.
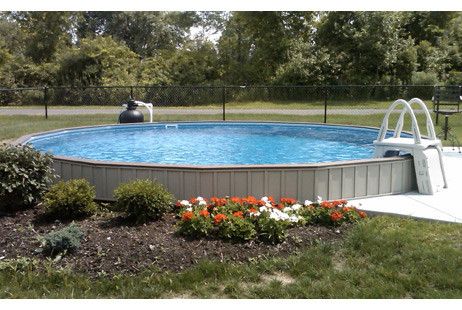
261 196 269 202
283 207 292 213
269 212 281 221
250 211 261 217
186 207 192 211
180 200 191 207
291 203 302 211
289 215 299 223
265 202 273 208
259 206 268 212
304 200 313 206
198 200 207 206
196 196 204 201
316 196 323 203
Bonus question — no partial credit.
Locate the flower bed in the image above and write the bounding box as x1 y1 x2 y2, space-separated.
176 196 367 244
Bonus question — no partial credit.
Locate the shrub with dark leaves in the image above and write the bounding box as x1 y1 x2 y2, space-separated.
0 144 54 212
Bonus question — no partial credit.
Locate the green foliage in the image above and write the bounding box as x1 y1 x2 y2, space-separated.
113 179 174 223
43 179 97 220
0 144 54 212
56 36 138 86
217 216 256 241
40 223 84 256
411 71 439 85
177 211 213 238
447 71 462 85
256 215 288 244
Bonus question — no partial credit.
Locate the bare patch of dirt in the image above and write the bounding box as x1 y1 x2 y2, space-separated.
0 207 350 277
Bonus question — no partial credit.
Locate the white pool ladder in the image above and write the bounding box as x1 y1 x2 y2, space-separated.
373 98 448 194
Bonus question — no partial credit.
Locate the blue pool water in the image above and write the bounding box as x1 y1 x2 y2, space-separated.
26 122 393 166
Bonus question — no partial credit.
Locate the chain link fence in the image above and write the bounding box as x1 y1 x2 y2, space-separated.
1 85 461 133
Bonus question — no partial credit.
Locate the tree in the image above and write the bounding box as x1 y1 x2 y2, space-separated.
55 37 139 86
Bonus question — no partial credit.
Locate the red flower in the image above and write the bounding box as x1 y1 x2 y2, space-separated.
233 211 244 218
199 209 210 217
230 196 242 204
175 201 182 208
321 201 334 209
182 211 194 221
358 211 367 218
189 197 197 205
243 196 258 205
257 200 266 206
210 197 226 207
214 213 228 225
248 207 257 213
330 211 343 222
280 197 296 205
342 207 352 212
275 203 284 210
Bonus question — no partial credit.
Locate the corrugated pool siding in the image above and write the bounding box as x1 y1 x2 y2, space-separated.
52 156 417 201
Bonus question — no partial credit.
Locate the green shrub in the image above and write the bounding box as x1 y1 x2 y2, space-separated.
177 210 213 238
411 71 439 85
42 179 97 220
218 216 256 241
40 223 84 256
113 179 174 223
0 144 54 212
447 71 462 85
256 215 289 244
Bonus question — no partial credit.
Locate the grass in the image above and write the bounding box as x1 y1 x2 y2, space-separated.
1 100 428 110
1 112 461 146
0 216 461 298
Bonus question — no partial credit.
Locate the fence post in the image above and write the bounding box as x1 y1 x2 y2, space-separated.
43 86 48 119
130 86 134 99
222 86 226 121
323 85 328 124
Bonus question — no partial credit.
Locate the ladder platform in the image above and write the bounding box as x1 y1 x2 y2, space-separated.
374 137 441 149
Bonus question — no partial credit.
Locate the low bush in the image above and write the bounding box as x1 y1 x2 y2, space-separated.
256 214 289 244
113 179 174 223
217 215 257 241
177 209 213 238
0 144 54 212
40 223 84 256
43 179 97 220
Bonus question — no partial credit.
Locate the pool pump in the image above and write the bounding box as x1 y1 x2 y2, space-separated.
119 98 144 123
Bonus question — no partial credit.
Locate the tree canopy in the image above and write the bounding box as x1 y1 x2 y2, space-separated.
0 11 461 88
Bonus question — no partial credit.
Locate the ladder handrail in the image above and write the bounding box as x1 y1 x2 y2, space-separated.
409 98 437 140
377 99 422 144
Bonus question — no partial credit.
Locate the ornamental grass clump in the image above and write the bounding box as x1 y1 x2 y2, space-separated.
40 223 84 257
113 179 174 223
0 144 54 212
43 179 97 220
175 195 367 244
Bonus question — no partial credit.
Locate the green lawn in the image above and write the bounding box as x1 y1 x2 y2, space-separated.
1 99 431 110
1 216 461 298
2 112 461 146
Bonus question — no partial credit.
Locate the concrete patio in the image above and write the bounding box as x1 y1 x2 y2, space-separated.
353 147 462 223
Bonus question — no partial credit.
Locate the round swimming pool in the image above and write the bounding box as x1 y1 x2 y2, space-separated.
24 122 388 165
17 122 416 201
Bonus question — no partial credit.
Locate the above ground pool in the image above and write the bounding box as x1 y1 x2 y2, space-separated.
17 122 416 201
24 122 392 165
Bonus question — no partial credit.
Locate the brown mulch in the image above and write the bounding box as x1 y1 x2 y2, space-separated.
0 207 349 277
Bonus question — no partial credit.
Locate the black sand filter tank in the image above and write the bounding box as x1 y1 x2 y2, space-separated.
119 98 144 123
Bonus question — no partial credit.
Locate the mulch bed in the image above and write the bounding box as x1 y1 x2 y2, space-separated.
0 207 350 277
